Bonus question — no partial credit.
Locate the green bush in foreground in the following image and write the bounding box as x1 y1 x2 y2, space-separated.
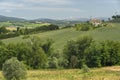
82 64 90 73
2 57 27 80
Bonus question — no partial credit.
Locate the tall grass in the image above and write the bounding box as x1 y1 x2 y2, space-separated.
0 66 120 80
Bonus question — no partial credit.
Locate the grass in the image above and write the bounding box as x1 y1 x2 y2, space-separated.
2 23 120 51
0 66 120 80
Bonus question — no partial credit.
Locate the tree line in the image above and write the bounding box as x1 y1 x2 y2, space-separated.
0 24 59 39
0 36 120 70
64 36 120 68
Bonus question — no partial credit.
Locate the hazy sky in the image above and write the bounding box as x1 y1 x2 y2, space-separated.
0 0 120 19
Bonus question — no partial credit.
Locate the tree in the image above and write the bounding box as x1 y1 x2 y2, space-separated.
0 27 9 34
85 43 102 67
70 55 78 68
48 57 59 68
42 38 54 55
2 57 27 80
29 37 48 69
30 48 47 69
76 36 93 67
64 36 93 68
48 51 68 68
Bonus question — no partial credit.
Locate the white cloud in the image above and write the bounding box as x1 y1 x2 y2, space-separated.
0 2 24 9
24 0 73 5
0 1 82 13
5 10 12 13
23 6 82 12
104 0 120 4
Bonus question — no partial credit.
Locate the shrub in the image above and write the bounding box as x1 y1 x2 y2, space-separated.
82 64 90 73
2 57 27 80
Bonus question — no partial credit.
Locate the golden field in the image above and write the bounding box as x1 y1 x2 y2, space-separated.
0 66 120 80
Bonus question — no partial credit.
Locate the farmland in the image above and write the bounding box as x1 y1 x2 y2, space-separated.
0 0 120 80
0 66 120 80
2 23 120 51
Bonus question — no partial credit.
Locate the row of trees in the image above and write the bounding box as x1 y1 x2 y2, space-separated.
1 36 120 70
0 26 9 34
0 36 66 69
75 23 93 31
0 24 59 39
108 15 120 22
64 36 120 68
74 22 106 31
112 15 120 20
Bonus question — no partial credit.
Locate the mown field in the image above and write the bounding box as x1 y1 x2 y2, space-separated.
2 23 120 51
0 66 120 80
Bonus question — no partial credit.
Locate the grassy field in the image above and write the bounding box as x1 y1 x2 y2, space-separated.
2 23 120 51
0 66 120 80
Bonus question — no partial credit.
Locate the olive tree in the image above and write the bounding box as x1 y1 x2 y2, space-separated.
2 57 27 80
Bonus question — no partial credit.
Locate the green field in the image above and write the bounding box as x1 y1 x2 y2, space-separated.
0 66 120 80
1 23 120 51
0 21 50 28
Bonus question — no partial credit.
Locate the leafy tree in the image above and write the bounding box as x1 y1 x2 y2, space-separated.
49 51 68 68
2 57 27 80
30 48 47 69
0 45 16 69
64 36 93 68
42 38 54 55
29 36 48 69
70 55 78 68
100 41 120 66
48 57 59 68
0 27 9 34
85 43 102 67
76 36 93 67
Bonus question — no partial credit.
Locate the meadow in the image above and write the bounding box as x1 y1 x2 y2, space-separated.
2 23 120 51
0 66 120 80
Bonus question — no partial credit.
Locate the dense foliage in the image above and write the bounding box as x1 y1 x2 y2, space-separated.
64 36 120 68
75 23 92 31
0 36 66 69
111 15 120 22
0 27 9 34
2 57 27 80
0 36 120 70
0 24 59 39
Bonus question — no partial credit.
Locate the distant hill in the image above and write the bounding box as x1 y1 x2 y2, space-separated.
0 15 108 26
30 18 89 27
0 15 27 22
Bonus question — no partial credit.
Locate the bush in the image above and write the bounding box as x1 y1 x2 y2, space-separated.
2 57 27 80
80 25 90 31
82 64 90 73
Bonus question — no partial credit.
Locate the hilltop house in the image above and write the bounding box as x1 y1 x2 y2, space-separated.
89 19 102 26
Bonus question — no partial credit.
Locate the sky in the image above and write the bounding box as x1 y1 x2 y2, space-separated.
0 0 120 19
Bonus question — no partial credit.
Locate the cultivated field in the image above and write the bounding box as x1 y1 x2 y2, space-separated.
0 66 120 80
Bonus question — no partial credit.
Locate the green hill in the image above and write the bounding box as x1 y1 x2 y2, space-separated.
2 23 120 51
0 15 26 22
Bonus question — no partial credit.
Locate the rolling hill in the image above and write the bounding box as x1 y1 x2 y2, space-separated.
0 15 26 22
2 23 120 51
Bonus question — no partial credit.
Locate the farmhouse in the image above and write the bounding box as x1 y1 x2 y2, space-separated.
89 19 102 26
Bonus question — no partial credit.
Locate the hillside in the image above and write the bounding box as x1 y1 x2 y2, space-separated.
30 18 84 27
0 15 26 22
2 23 120 51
